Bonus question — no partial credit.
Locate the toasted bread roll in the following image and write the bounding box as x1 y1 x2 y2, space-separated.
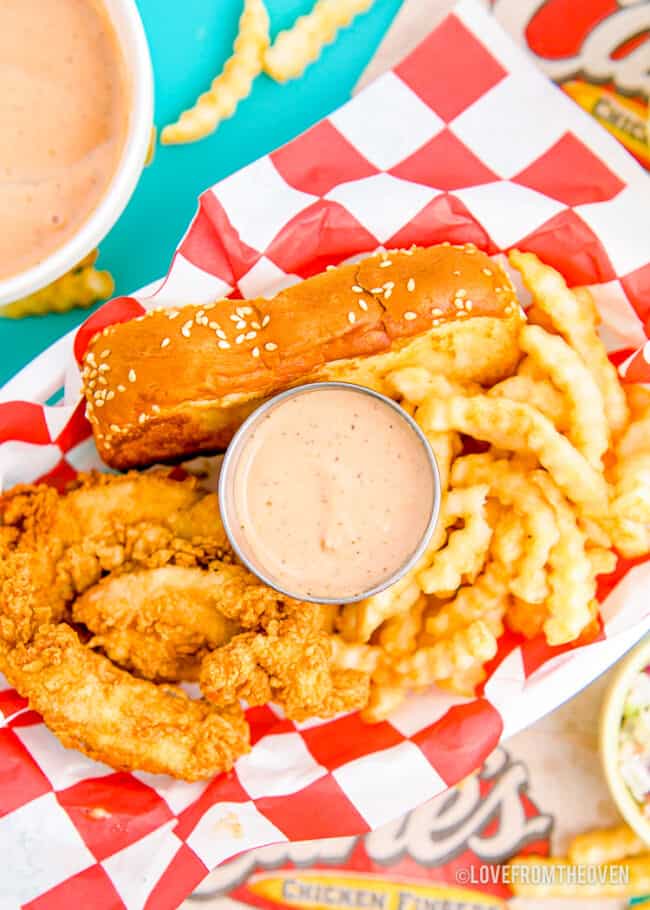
82 244 523 469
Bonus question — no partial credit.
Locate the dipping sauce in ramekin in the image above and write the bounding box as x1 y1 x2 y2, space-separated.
219 383 440 604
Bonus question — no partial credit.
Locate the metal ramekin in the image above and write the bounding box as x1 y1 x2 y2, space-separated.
218 381 441 605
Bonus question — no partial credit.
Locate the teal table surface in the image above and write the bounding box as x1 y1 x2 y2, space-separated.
0 0 402 388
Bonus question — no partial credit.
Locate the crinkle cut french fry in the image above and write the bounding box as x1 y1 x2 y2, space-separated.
418 485 493 595
437 661 489 698
418 393 609 516
397 617 498 688
534 472 595 645
264 0 375 83
626 384 650 415
607 452 650 556
451 454 559 604
161 0 270 145
491 510 524 567
378 596 426 656
385 368 464 491
509 249 629 434
424 431 459 493
521 324 609 469
387 368 481 404
587 546 618 577
366 564 508 706
568 823 646 865
615 396 650 466
424 561 509 641
351 576 422 644
608 396 650 556
506 596 546 639
385 367 438 404
361 681 407 724
349 472 479 643
607 515 650 558
572 285 601 326
489 374 568 430
619 413 650 458
611 453 650 524
517 355 545 380
391 563 508 697
507 855 650 898
581 517 613 549
0 251 114 318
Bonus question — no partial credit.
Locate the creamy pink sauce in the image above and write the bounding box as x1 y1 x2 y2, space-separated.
0 0 128 279
229 387 436 601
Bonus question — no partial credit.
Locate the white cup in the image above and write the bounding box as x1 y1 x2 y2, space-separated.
0 0 154 307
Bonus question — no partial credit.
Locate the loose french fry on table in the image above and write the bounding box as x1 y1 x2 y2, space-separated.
264 0 375 83
507 823 650 899
161 0 270 145
0 251 114 319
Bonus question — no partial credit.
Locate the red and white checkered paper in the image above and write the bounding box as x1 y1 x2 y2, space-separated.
1 2 650 907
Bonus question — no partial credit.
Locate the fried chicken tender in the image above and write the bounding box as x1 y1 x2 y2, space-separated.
2 624 248 780
0 470 231 647
1 471 372 776
73 566 251 681
2 469 227 550
73 563 320 682
200 602 370 721
0 472 258 780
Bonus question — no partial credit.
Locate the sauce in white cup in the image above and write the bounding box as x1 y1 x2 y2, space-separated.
219 383 440 604
0 0 153 305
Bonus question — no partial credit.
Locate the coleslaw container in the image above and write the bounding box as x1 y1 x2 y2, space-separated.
601 634 650 845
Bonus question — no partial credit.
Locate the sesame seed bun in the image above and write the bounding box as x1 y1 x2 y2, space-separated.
82 244 523 470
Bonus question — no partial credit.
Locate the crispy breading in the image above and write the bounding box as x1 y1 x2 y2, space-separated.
73 566 250 680
1 471 372 776
0 473 247 779
200 602 370 720
73 563 317 682
2 624 248 780
0 469 232 646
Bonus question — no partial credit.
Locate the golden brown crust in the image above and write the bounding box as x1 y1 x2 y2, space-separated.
83 244 522 469
2 623 249 781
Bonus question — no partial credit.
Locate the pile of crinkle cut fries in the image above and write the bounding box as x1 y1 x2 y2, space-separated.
334 250 649 721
